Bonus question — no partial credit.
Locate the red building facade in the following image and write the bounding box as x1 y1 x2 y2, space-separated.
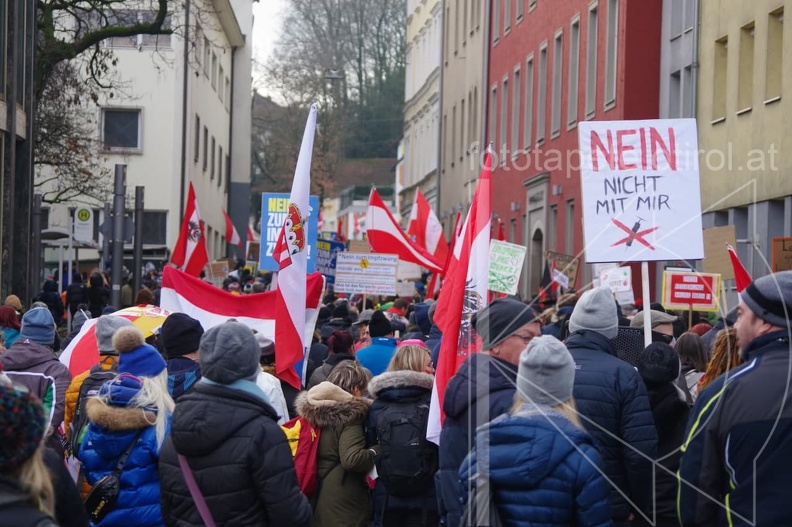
486 0 663 299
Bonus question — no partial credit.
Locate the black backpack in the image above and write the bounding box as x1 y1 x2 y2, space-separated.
70 363 118 456
374 397 438 497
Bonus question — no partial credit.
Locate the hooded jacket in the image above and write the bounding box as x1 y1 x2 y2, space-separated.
159 382 311 527
0 475 58 527
412 303 431 336
459 406 612 527
356 337 399 377
78 398 167 527
565 330 657 521
436 353 518 526
297 382 375 527
35 280 64 322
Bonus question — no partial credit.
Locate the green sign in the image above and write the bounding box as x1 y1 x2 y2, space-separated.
488 240 527 295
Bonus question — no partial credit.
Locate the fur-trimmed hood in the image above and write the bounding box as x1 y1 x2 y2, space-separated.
86 397 156 431
296 381 371 429
368 370 434 398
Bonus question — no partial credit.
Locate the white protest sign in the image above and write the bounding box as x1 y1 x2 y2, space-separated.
488 240 527 295
578 119 703 263
334 253 398 296
395 281 417 298
600 266 632 292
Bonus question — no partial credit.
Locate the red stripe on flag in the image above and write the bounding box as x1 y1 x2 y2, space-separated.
727 244 752 293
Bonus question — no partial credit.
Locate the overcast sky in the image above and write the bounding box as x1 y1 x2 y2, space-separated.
251 0 285 91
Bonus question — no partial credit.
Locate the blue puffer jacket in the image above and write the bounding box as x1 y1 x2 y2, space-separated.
79 397 168 526
459 405 612 527
566 330 657 521
436 353 518 527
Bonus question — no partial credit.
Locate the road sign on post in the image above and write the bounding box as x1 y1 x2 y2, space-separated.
73 207 94 242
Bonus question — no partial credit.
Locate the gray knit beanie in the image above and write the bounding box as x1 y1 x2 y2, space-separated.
517 335 576 405
741 271 792 328
95 316 135 354
199 322 261 384
568 287 619 339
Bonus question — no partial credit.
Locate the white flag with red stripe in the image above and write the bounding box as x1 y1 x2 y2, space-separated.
427 151 493 444
171 182 209 276
248 225 256 243
272 105 318 390
223 209 243 249
366 188 444 273
408 188 449 263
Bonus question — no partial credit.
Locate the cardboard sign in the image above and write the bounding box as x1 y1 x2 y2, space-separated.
396 281 417 298
662 271 721 312
773 237 792 272
702 226 738 279
315 239 346 286
206 261 230 288
259 193 320 272
334 253 398 295
488 240 527 295
546 251 580 289
600 266 632 292
578 119 704 263
347 239 370 253
397 261 424 281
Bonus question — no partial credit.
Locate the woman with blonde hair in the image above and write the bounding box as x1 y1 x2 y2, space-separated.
459 335 611 527
698 327 743 391
79 326 174 526
297 361 375 527
367 341 438 526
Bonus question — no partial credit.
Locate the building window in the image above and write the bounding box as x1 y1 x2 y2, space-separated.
142 211 168 245
766 8 784 102
500 78 509 156
530 0 537 10
512 68 521 154
568 17 580 127
202 126 209 171
510 219 517 243
0 2 6 97
565 199 575 254
489 85 498 145
493 0 501 42
504 0 511 34
211 52 218 88
669 70 681 118
585 3 598 118
140 11 172 47
210 137 216 179
218 146 223 187
203 39 211 77
15 1 25 104
549 205 558 250
195 24 203 66
225 154 231 192
225 77 231 110
604 0 618 107
682 65 693 116
463 0 468 41
537 45 548 144
452 105 457 163
194 114 200 162
670 0 684 38
524 55 534 149
218 65 225 101
445 7 450 62
460 98 466 161
473 86 478 144
468 91 474 152
454 0 459 53
713 36 728 121
102 109 141 150
517 0 524 20
738 23 755 112
551 31 563 137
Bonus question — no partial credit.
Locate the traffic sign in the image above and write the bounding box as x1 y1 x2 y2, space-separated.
74 208 94 242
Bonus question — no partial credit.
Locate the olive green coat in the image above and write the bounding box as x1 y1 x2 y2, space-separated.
296 381 375 527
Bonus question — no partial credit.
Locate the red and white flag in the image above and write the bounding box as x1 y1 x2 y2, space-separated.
407 189 449 263
354 214 362 237
427 152 493 444
426 212 462 298
317 208 324 231
366 188 444 273
223 209 243 249
727 243 752 293
160 267 324 369
171 182 209 276
273 104 318 390
248 225 256 243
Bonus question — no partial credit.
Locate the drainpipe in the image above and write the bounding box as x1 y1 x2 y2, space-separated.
480 1 492 156
435 2 444 220
179 0 192 216
690 0 700 118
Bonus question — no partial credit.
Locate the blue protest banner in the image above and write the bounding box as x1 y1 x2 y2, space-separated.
260 193 320 272
316 239 346 286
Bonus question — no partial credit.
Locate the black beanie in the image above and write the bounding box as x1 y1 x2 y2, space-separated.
160 313 205 358
638 342 680 385
369 310 392 338
471 299 538 350
332 303 350 320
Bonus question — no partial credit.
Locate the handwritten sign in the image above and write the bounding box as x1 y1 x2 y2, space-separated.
259 193 320 272
702 226 738 279
488 240 527 295
396 281 417 298
547 251 581 289
578 119 703 263
315 239 346 286
600 266 632 292
662 271 720 312
334 253 398 296
773 237 792 272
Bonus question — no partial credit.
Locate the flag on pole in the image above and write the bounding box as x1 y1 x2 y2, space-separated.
171 182 209 276
497 219 505 241
366 188 444 273
407 189 449 263
248 225 256 243
354 214 362 238
727 243 752 293
223 209 243 249
426 211 462 298
427 152 493 444
273 104 319 390
317 208 324 231
337 218 346 243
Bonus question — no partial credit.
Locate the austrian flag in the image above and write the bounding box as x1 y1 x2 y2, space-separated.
171 182 208 276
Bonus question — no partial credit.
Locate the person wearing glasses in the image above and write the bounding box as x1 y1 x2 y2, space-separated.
630 309 679 345
565 287 658 527
435 298 541 527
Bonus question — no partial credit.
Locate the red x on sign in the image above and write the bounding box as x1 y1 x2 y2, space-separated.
611 218 660 250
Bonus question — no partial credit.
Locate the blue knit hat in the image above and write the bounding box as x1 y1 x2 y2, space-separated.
98 373 144 407
113 325 166 378
19 307 56 345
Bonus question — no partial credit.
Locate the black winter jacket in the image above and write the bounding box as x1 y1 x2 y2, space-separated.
159 382 311 527
436 353 518 526
0 476 58 527
678 330 792 527
566 330 658 521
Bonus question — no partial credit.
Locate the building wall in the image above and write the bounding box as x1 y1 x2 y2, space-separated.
698 0 791 279
439 0 487 239
487 0 662 299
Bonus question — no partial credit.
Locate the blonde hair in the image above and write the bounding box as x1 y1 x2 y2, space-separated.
14 446 55 517
387 345 431 373
131 370 175 449
511 396 584 430
327 361 371 395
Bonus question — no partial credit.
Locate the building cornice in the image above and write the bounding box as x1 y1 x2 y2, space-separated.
404 67 440 113
213 0 245 47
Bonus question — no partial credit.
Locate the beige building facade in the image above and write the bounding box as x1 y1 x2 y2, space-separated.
698 0 792 278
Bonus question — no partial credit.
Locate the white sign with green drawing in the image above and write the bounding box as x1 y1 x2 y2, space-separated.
488 240 527 295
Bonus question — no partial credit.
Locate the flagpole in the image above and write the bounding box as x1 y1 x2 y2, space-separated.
641 261 652 347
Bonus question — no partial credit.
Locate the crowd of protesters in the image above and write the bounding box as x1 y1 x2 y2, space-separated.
1 264 790 527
